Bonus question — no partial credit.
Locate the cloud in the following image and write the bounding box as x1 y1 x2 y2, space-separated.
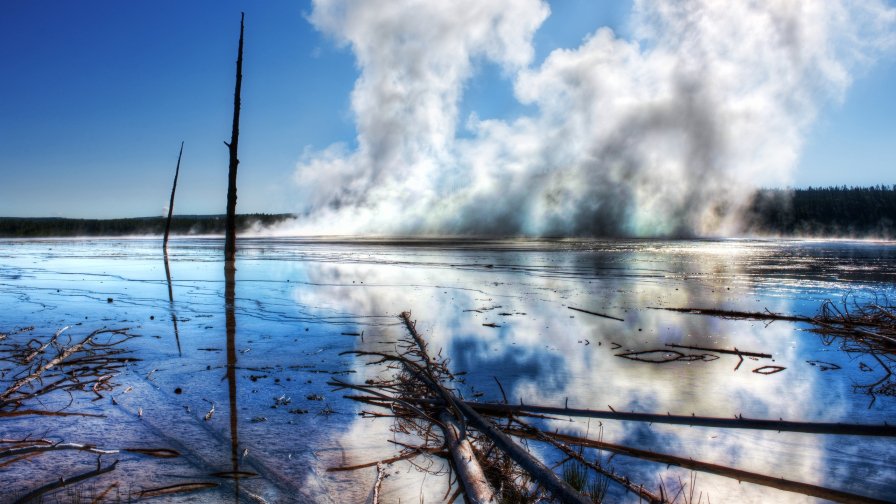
291 0 895 237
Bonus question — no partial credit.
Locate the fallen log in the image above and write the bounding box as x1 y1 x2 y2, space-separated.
399 312 590 504
508 428 890 504
441 412 497 503
462 403 896 437
651 307 812 323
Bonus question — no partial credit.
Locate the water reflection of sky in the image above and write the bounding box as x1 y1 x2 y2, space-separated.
1 238 894 502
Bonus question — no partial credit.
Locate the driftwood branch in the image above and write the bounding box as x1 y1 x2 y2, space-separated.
1 331 97 402
23 326 67 364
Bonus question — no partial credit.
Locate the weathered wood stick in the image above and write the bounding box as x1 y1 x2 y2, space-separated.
358 396 896 438
327 447 440 472
0 443 118 459
665 343 772 358
651 307 811 322
465 403 896 437
568 306 624 322
508 428 890 504
440 412 497 503
371 462 385 504
138 482 218 498
24 326 68 364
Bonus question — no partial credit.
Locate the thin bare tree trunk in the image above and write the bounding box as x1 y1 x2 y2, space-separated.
224 13 244 263
163 141 183 250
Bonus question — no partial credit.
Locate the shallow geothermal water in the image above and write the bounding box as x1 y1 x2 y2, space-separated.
1 237 894 503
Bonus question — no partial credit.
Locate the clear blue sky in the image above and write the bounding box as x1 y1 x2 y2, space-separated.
1 0 893 219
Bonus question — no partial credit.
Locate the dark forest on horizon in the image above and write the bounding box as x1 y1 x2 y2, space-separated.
0 186 894 238
0 213 293 238
744 185 896 239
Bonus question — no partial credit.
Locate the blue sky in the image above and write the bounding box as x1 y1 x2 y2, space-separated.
0 0 893 219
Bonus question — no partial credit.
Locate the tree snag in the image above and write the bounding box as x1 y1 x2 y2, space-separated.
224 12 244 263
163 141 183 250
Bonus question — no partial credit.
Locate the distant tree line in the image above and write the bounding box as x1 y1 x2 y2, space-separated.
744 185 896 238
0 214 294 238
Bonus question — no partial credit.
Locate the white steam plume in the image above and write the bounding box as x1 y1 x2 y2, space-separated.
293 0 895 237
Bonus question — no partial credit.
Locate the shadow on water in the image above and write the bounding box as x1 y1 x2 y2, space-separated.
163 250 182 356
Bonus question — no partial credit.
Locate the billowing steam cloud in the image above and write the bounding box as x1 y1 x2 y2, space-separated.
292 0 895 237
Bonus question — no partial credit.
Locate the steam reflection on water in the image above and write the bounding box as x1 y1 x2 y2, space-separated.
0 238 894 502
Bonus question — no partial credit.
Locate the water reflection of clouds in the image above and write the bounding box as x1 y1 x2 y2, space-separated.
291 241 894 502
3 238 894 501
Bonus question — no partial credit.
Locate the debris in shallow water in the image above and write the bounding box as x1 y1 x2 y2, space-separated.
306 393 323 401
568 306 624 322
752 366 786 375
807 360 841 371
666 343 771 359
139 482 218 498
251 416 267 423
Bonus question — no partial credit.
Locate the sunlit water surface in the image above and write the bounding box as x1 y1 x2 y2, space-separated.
1 237 894 503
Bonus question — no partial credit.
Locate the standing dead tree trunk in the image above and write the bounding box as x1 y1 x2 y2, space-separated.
224 12 244 263
163 141 184 250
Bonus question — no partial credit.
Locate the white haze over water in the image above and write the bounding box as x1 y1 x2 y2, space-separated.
291 0 895 237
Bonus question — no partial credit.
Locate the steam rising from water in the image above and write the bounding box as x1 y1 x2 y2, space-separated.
292 0 895 237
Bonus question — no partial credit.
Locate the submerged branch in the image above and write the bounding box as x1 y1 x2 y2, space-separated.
461 402 896 437
13 459 118 504
508 428 890 504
